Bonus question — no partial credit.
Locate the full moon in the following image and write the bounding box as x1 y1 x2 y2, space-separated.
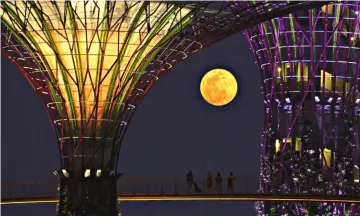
200 68 238 106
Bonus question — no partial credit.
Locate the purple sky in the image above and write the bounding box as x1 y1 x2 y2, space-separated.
1 32 264 215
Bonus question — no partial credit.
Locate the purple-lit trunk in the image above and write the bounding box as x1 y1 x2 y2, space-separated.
245 2 360 215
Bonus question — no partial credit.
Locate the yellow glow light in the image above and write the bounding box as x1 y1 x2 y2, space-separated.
200 69 237 106
275 139 281 153
1 2 190 132
323 148 332 167
2 195 359 205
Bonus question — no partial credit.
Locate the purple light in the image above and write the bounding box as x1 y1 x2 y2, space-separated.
244 1 360 215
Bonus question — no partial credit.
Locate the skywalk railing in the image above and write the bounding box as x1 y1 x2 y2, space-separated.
2 176 360 203
1 176 259 200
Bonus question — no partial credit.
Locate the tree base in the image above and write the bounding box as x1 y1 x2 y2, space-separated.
57 172 120 216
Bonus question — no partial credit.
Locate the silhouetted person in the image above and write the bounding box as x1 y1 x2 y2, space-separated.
186 170 193 194
206 172 213 192
227 172 236 193
215 172 222 193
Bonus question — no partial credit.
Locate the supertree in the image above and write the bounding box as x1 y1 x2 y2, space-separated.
244 1 360 215
0 1 330 215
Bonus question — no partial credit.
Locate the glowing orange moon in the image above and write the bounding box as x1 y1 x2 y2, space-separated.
200 69 238 106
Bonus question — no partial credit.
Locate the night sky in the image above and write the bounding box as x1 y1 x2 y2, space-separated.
1 32 264 215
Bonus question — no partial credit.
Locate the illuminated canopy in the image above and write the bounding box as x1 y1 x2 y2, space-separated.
2 1 192 135
1 1 196 172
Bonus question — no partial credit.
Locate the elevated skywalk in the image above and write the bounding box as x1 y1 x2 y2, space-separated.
2 176 359 204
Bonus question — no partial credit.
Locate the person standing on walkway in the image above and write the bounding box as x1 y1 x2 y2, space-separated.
227 172 236 193
206 172 213 192
215 172 222 193
186 170 193 194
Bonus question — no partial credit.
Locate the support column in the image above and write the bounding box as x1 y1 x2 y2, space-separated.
56 170 120 216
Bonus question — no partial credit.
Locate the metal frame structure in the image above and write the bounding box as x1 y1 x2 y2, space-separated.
1 1 329 215
244 1 360 215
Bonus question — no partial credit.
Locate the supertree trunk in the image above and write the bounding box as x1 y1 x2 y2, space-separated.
244 2 360 215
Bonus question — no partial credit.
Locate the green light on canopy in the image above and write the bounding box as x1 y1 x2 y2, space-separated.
1 1 192 137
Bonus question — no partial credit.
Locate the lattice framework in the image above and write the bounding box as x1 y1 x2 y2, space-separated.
1 1 329 173
1 1 332 215
244 1 360 215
